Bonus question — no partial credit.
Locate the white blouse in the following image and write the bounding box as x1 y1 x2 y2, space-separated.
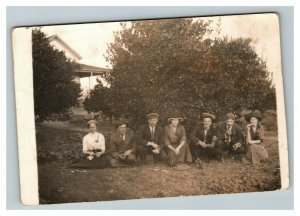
82 132 105 153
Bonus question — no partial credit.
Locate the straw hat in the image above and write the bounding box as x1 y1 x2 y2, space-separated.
86 120 98 127
202 112 216 121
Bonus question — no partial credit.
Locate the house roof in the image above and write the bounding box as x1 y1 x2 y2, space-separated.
75 64 111 78
47 34 82 60
47 34 111 78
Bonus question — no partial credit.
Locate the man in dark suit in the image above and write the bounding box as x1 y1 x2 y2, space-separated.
109 122 136 167
189 113 218 162
215 113 245 162
136 113 168 164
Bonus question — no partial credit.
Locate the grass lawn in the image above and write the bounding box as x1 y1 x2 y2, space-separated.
36 125 281 204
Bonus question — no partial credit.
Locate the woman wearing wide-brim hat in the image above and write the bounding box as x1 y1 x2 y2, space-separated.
243 110 268 165
164 111 192 167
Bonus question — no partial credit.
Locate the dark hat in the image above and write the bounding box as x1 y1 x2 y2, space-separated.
245 110 262 122
168 117 184 122
202 112 216 120
146 113 159 119
87 120 98 127
167 110 184 122
225 113 235 120
114 121 128 129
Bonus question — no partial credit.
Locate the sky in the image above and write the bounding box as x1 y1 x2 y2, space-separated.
41 13 281 90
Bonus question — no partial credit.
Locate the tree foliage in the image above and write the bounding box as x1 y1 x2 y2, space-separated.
85 18 276 129
32 28 81 121
83 82 113 118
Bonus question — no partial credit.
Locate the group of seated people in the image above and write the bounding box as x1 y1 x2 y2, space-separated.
72 110 269 169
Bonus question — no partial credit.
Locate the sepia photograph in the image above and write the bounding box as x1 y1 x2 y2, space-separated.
12 12 288 205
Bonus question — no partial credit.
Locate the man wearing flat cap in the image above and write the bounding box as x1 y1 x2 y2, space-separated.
136 113 168 164
189 113 218 162
215 112 245 162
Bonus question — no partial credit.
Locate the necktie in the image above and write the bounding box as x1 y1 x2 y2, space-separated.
121 135 125 145
151 127 154 139
226 126 231 144
204 129 207 143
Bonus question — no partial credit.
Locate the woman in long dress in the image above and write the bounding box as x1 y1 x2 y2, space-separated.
70 120 108 169
244 110 268 165
164 114 192 167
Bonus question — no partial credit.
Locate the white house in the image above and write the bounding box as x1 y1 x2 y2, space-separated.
47 34 82 61
47 34 110 88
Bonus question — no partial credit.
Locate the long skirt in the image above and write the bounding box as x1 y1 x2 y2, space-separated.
69 155 109 169
167 143 192 166
246 144 268 165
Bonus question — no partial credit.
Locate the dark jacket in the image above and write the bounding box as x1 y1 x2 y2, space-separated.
190 124 216 145
137 124 164 148
215 121 244 144
109 129 135 158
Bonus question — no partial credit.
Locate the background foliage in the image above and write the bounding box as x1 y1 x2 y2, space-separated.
84 18 276 129
32 28 82 121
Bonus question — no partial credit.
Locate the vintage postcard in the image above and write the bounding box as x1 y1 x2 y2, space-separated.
12 13 289 205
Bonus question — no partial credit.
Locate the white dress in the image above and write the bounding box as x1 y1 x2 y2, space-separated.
69 132 108 169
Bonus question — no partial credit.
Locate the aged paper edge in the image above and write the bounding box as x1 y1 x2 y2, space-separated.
273 15 289 190
12 28 39 205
